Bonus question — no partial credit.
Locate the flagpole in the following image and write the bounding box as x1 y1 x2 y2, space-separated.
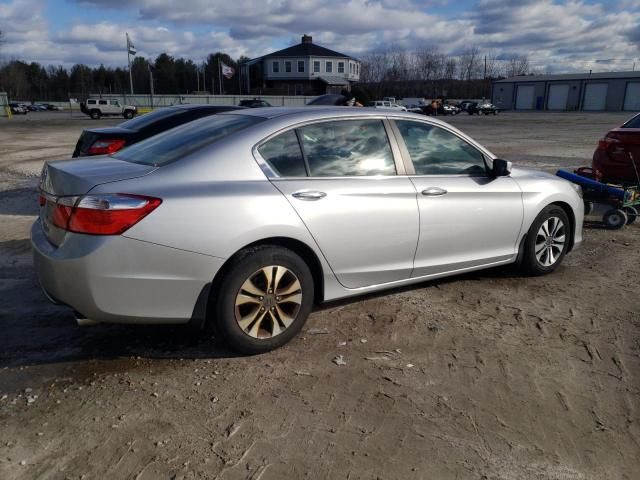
127 33 133 94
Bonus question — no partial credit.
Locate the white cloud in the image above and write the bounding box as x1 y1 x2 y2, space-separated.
0 0 638 73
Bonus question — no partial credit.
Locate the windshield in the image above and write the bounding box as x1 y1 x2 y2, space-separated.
118 107 182 130
623 114 640 128
113 114 264 166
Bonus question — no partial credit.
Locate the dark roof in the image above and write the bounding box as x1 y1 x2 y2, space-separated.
495 71 640 83
264 42 351 59
318 75 350 85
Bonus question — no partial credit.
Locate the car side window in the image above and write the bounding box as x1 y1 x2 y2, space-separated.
297 120 396 177
395 120 487 176
98 100 107 105
258 130 307 177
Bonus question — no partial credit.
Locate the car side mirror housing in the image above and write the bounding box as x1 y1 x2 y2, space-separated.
491 158 512 177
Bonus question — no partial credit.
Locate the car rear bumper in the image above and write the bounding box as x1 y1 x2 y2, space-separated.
31 220 225 325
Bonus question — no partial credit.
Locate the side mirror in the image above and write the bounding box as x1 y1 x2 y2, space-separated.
492 158 512 177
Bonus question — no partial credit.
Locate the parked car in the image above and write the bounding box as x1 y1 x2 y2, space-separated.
80 98 138 119
72 104 244 157
306 94 349 106
32 108 583 354
478 103 500 115
592 113 640 184
369 100 407 111
443 104 461 115
9 102 28 115
404 104 424 114
46 103 62 111
238 99 272 108
29 104 48 111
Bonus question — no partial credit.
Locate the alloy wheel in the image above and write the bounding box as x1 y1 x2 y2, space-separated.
234 266 302 339
534 216 566 267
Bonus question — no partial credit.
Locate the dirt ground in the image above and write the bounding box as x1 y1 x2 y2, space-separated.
0 111 639 480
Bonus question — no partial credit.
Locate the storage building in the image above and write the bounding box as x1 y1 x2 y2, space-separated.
492 72 640 112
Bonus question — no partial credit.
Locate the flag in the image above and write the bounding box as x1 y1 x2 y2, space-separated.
126 33 136 56
221 62 235 79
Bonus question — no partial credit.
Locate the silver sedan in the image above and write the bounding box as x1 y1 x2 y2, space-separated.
32 108 583 353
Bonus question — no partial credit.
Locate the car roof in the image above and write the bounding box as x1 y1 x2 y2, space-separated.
220 106 451 126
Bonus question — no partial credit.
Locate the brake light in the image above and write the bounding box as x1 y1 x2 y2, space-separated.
48 194 161 235
87 138 127 155
597 135 620 150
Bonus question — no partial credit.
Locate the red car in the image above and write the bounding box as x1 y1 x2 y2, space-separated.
592 113 640 184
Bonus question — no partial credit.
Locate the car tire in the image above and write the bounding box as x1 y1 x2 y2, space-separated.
603 208 627 229
521 205 571 275
123 110 135 119
90 110 101 120
624 206 637 225
211 245 314 354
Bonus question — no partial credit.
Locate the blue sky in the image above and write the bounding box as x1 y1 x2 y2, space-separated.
1 0 639 73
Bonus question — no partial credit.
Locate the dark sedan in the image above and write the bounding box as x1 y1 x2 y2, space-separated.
72 104 244 157
592 113 640 184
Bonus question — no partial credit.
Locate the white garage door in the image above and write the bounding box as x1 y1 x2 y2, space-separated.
623 82 640 111
547 84 569 110
583 83 608 111
516 85 535 110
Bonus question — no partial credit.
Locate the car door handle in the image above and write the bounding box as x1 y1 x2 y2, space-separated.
292 190 327 201
421 187 448 196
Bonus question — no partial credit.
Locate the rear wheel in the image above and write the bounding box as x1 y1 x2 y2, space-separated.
521 205 570 275
90 110 101 120
603 209 627 229
212 246 314 354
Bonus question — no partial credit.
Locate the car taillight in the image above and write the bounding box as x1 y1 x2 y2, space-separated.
87 138 127 155
597 135 620 150
48 194 161 235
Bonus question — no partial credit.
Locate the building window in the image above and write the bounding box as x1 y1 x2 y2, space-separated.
326 61 333 73
313 61 320 73
285 61 292 73
356 63 359 75
338 62 345 73
272 61 280 73
297 61 305 73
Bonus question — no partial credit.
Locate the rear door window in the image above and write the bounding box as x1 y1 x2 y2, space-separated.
395 120 487 175
113 114 264 166
258 130 307 177
99 100 107 105
297 120 396 177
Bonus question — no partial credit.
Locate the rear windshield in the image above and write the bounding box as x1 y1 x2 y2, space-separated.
113 114 264 166
623 114 640 128
119 107 182 130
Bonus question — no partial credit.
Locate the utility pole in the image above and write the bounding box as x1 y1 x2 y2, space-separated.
148 61 154 108
126 33 135 94
202 62 206 94
484 55 487 79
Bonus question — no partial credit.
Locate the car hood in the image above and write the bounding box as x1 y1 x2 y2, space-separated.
509 166 558 180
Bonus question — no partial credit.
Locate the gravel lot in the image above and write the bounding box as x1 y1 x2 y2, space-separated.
1 111 639 480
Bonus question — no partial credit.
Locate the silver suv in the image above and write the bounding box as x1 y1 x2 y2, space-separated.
81 98 137 119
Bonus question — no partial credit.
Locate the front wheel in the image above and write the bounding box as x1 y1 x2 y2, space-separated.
123 110 135 119
521 205 570 275
603 209 627 229
90 110 101 120
211 246 314 354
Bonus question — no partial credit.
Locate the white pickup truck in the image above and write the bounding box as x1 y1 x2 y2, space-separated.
80 98 137 120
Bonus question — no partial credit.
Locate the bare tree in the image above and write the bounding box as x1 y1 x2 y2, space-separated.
505 54 530 77
458 47 481 81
